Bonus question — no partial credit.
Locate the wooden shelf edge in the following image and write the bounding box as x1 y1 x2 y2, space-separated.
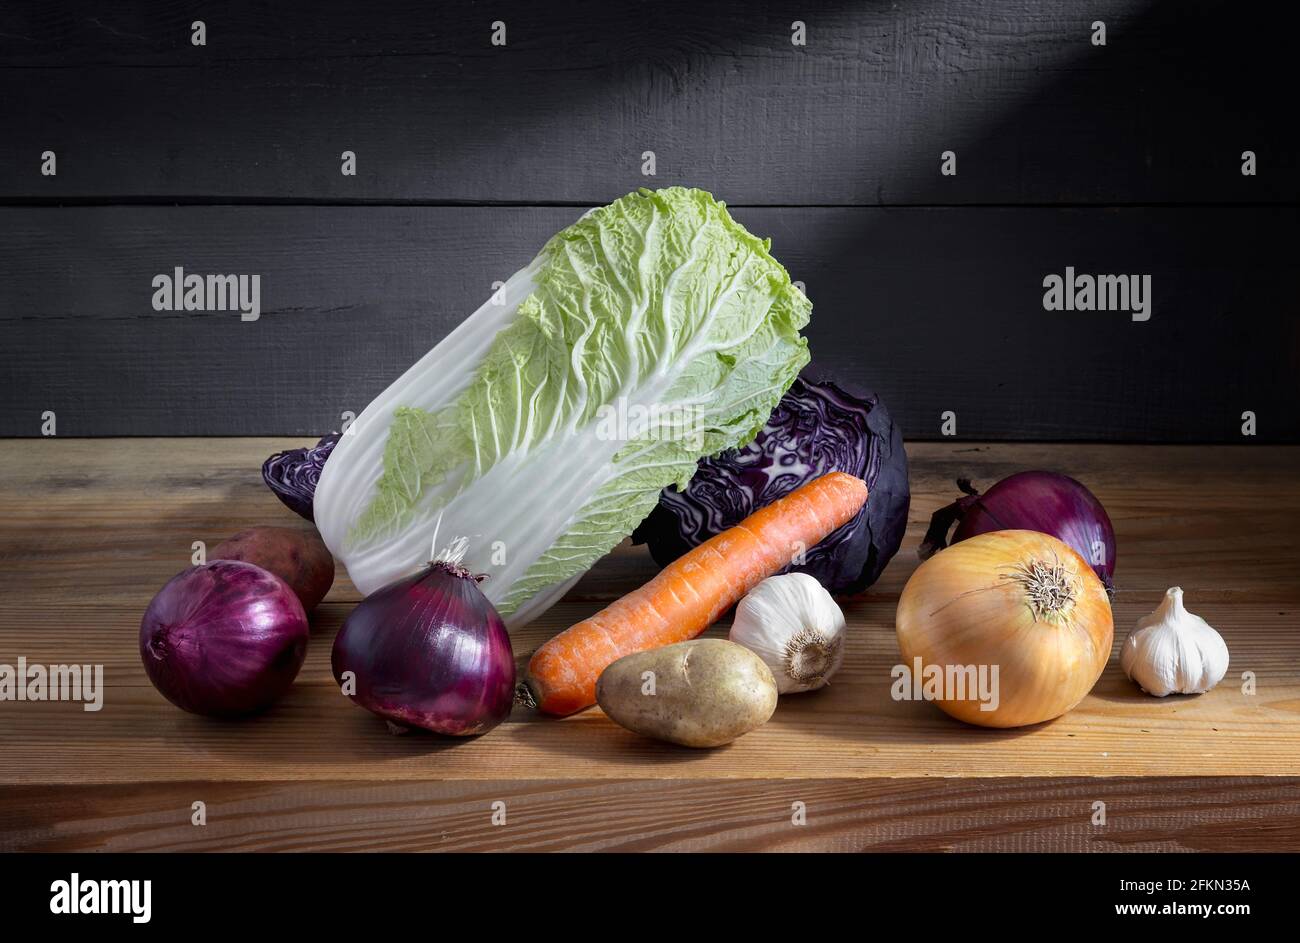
3 776 1298 852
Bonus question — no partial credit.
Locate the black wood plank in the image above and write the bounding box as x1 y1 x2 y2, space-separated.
1 204 1295 440
1 0 1294 204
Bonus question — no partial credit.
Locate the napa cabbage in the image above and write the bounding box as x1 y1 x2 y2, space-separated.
313 187 810 627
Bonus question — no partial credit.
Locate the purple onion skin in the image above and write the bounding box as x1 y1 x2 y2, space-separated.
140 560 309 718
331 562 515 737
262 434 340 521
929 471 1117 592
632 375 910 594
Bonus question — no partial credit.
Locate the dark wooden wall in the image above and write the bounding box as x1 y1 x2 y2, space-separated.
1 1 1296 440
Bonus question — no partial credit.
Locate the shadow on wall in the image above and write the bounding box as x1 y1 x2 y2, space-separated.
733 0 1300 442
2 1 1296 440
401 0 1298 441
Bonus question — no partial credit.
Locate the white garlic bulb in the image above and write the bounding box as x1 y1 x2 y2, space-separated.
1120 587 1229 696
729 573 845 694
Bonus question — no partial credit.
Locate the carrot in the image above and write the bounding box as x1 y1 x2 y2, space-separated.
522 471 869 716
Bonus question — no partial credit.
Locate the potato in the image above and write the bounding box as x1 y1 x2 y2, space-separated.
596 639 778 747
212 526 334 611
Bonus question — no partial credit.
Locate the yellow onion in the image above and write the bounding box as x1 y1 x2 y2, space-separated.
896 530 1112 728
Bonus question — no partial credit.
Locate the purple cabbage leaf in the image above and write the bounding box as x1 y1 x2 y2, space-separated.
631 373 909 594
262 434 341 521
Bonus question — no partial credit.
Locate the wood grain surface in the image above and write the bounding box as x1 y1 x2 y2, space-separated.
5 778 1299 853
1 1 1295 205
2 440 1298 775
2 205 1296 440
1 438 1297 849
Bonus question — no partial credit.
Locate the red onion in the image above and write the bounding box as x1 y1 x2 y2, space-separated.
920 471 1117 593
331 546 515 736
140 560 310 717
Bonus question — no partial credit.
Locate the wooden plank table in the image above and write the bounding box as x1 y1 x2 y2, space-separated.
1 439 1298 851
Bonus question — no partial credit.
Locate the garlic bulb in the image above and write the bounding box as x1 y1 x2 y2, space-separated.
729 573 845 694
1120 587 1229 696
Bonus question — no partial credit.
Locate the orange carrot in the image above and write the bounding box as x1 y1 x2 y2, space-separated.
522 471 869 716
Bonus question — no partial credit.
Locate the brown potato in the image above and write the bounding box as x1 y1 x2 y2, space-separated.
212 526 334 611
596 639 778 748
